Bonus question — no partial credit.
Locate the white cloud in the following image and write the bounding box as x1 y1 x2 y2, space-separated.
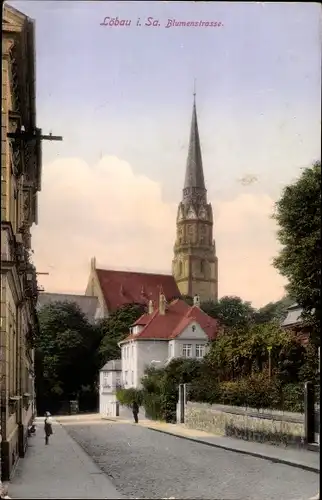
32 155 286 307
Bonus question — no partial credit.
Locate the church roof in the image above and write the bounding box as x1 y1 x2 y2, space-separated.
122 298 219 342
37 293 99 322
96 269 180 312
183 95 206 195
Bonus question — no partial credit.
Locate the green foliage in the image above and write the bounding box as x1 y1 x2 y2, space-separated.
205 322 305 384
298 342 319 383
139 359 204 422
137 322 311 417
116 387 143 407
201 296 255 328
273 161 321 344
36 301 104 413
254 296 294 324
98 303 145 363
219 374 304 412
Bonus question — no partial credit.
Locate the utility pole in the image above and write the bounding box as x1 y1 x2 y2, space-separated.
267 346 272 380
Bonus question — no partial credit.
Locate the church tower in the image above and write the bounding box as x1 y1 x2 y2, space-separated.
172 94 218 303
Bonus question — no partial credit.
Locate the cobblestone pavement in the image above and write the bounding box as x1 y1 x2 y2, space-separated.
61 417 319 500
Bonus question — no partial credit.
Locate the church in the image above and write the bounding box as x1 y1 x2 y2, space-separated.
38 96 218 317
84 94 218 314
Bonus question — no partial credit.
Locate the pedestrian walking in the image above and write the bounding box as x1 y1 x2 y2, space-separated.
132 401 139 423
44 411 53 445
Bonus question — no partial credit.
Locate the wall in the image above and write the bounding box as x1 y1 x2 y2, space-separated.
171 322 209 359
182 402 305 448
136 341 168 388
122 340 168 389
121 341 137 388
99 370 121 416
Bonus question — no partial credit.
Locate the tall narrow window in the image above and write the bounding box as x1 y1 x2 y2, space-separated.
182 344 192 358
200 260 204 274
196 344 205 359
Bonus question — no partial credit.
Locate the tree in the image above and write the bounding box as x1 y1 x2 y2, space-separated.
254 296 294 325
273 161 321 344
98 303 146 363
205 322 305 384
36 301 102 413
201 295 255 328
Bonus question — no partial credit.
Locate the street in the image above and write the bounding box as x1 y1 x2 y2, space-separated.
61 416 319 500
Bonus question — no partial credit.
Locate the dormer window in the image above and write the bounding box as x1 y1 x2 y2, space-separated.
132 325 143 335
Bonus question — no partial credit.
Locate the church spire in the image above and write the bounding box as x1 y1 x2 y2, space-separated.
183 91 206 204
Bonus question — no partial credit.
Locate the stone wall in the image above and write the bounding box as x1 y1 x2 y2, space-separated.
182 402 305 448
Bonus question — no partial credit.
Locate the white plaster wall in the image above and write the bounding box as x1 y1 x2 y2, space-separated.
99 369 122 416
172 322 209 360
121 341 137 388
99 392 118 417
133 340 168 388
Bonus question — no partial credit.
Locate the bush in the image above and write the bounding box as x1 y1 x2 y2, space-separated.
209 374 304 412
280 383 304 413
116 387 143 407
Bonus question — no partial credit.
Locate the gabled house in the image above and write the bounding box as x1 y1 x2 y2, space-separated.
119 294 220 389
85 257 181 317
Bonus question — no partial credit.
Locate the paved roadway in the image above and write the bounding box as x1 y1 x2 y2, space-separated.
61 416 319 500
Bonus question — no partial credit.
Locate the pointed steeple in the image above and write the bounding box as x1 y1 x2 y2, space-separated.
183 92 206 204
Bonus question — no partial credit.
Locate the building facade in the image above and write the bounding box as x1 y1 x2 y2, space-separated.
173 96 218 303
119 294 219 389
1 5 41 480
99 359 122 418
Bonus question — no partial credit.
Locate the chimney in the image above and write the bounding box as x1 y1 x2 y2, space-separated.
159 293 166 315
148 299 154 315
193 294 200 308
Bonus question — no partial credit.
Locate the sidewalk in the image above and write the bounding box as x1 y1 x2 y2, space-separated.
9 417 124 499
103 416 320 474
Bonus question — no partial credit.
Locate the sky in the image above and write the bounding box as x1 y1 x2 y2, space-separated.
8 1 321 307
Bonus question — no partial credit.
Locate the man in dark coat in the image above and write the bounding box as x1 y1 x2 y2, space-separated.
132 401 139 423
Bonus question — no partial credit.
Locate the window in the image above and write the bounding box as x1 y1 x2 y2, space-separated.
103 374 109 388
196 344 205 359
124 371 128 385
131 371 134 385
200 260 204 273
168 342 174 358
182 344 192 358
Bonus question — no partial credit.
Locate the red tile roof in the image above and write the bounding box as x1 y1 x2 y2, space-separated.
96 269 180 312
123 299 219 342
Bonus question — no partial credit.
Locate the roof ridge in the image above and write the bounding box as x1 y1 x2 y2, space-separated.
96 268 173 278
